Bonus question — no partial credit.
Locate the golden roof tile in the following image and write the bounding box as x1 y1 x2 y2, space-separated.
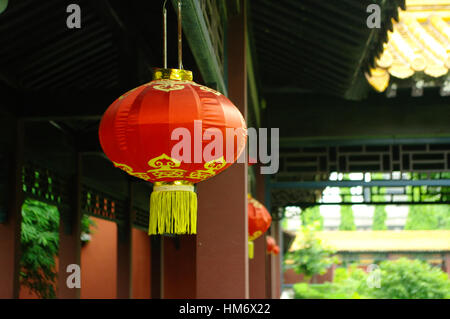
290 230 450 252
367 0 450 92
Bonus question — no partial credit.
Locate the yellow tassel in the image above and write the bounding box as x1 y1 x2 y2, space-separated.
148 183 197 235
248 240 254 259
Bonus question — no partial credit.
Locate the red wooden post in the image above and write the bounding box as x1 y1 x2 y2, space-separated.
0 119 23 298
273 221 282 298
265 248 273 298
161 1 248 299
57 153 82 299
117 181 133 298
150 235 162 299
250 236 267 298
266 222 281 299
444 253 450 275
250 166 268 298
162 236 196 299
195 0 248 299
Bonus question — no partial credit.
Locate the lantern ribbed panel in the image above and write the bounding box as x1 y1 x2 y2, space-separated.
99 80 247 183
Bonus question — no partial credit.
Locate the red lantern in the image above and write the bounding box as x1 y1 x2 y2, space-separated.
266 236 280 255
266 235 276 253
99 68 247 235
273 245 280 255
247 194 272 258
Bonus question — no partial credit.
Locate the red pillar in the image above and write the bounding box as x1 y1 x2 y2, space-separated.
117 181 133 298
161 1 248 299
266 221 281 299
0 120 23 298
273 221 282 298
249 236 267 298
444 253 450 275
250 166 268 298
266 250 273 298
162 236 196 299
195 0 248 299
57 153 82 299
150 235 162 299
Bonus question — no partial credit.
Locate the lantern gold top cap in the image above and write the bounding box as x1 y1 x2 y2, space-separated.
153 68 193 81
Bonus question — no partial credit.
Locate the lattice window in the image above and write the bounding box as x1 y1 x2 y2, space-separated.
81 186 126 222
133 207 149 231
277 143 450 182
22 162 68 206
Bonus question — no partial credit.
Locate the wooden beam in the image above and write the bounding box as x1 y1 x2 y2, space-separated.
246 12 260 128
91 0 154 78
266 93 450 141
171 0 227 94
18 90 120 121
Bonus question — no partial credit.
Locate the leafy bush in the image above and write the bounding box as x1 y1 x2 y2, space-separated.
293 259 450 299
285 222 337 281
301 206 323 230
20 199 95 298
20 200 60 298
293 281 365 299
372 258 450 299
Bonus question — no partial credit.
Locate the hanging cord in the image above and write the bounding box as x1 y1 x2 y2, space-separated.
163 0 168 68
177 0 183 69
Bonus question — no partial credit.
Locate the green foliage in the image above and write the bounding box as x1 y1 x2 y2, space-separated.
404 205 450 230
294 266 369 299
294 259 450 299
372 206 387 230
372 258 450 299
301 206 323 230
20 200 59 298
285 222 337 280
339 205 356 231
293 282 359 299
20 199 96 298
81 214 97 235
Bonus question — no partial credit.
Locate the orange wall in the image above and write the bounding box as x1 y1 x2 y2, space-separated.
81 217 117 299
20 217 153 299
132 228 151 299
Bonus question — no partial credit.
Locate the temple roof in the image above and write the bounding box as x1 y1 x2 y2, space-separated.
367 0 450 92
290 230 450 252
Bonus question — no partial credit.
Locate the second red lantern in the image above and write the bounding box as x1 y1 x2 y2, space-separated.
248 194 272 258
